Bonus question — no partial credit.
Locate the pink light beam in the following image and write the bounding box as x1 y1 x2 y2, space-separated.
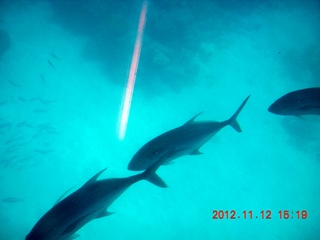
118 0 148 140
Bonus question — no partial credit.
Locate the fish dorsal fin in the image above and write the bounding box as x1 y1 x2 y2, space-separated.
82 168 108 188
184 112 203 125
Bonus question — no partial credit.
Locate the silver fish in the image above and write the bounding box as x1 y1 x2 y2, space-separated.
128 96 250 171
268 87 320 116
25 152 169 240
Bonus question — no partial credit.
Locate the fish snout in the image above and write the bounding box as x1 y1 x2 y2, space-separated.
267 104 276 113
268 101 289 115
127 158 147 171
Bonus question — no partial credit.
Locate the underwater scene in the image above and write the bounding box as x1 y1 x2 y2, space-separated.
1 0 320 239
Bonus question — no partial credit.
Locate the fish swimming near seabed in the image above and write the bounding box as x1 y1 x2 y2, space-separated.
40 73 46 83
50 53 61 60
17 121 35 129
268 87 320 116
2 197 25 203
18 97 29 102
0 99 11 106
25 152 169 240
7 79 20 88
4 136 25 145
128 95 250 171
47 60 56 70
0 122 12 129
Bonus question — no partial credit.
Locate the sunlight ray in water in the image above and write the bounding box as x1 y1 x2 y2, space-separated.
118 0 148 140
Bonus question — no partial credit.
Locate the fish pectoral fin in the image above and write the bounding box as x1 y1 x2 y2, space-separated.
163 161 174 165
96 210 115 219
54 185 76 205
63 213 92 236
294 115 304 119
68 233 80 239
189 148 203 155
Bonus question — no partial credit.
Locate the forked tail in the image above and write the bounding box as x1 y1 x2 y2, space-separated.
141 150 175 188
227 95 250 132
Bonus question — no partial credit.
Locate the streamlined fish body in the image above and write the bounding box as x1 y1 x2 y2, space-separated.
47 60 56 70
2 197 25 203
268 88 320 116
7 79 20 88
128 96 250 171
25 153 168 240
50 53 61 60
40 73 46 83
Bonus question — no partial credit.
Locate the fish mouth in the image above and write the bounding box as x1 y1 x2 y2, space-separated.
268 104 278 114
267 105 275 113
268 104 290 115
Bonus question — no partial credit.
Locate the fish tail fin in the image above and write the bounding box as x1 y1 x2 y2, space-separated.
142 151 174 188
145 173 167 188
227 95 250 132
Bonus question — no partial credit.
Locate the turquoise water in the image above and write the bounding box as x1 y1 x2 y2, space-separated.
1 0 319 239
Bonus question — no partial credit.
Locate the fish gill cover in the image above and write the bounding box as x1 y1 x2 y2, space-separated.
0 0 320 239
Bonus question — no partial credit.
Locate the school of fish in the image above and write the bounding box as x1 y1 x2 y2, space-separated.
1 85 319 239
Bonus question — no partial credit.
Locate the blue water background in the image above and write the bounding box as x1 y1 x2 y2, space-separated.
0 0 319 239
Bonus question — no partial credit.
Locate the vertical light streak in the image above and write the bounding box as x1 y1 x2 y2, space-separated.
118 0 148 140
